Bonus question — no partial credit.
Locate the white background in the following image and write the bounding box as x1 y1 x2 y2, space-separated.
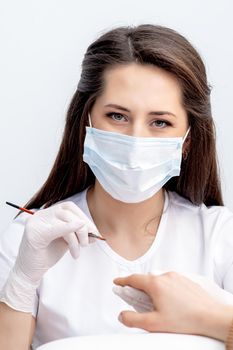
0 0 232 233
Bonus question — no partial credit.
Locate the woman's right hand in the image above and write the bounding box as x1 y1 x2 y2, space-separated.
0 201 99 312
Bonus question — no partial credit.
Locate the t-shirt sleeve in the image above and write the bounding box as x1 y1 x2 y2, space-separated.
0 213 39 317
213 208 233 293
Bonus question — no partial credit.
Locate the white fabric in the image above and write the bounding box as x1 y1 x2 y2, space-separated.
36 333 225 350
1 189 233 349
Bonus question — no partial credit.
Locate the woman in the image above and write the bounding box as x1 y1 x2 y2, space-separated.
0 24 233 349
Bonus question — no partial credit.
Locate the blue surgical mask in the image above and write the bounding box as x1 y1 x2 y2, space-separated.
83 114 190 203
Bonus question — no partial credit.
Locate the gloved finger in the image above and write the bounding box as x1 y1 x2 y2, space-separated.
55 206 85 226
46 237 69 266
28 203 100 247
74 225 89 247
61 201 100 236
113 285 154 312
63 232 80 259
43 219 86 244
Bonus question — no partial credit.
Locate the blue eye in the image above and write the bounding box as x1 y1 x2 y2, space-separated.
151 120 170 128
106 112 128 122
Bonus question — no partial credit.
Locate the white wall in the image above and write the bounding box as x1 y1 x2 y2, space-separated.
1 0 232 232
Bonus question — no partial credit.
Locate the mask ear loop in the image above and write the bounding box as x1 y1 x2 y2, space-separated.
183 126 191 142
182 126 191 161
88 113 93 128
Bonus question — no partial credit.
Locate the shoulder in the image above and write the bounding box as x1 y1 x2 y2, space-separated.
1 211 29 241
167 190 233 223
0 212 29 253
61 188 89 215
167 191 233 267
167 190 233 245
65 190 87 205
0 212 30 288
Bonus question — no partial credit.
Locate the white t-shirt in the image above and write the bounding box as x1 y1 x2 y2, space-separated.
1 189 233 348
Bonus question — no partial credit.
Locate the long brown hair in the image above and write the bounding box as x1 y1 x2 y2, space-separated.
25 24 223 209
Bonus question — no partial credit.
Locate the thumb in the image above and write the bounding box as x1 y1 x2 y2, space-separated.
119 310 158 332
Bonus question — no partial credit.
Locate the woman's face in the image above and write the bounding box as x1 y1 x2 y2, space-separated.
90 63 189 138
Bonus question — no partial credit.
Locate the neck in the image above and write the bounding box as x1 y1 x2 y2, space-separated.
87 181 165 239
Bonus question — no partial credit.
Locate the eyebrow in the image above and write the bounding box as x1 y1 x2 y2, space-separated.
104 103 177 118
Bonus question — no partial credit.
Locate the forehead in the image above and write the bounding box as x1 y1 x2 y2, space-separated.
99 63 183 109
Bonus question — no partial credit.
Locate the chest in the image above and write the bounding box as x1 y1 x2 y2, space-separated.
33 222 216 347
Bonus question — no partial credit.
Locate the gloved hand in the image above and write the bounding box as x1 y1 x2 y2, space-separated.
0 201 100 313
113 285 154 312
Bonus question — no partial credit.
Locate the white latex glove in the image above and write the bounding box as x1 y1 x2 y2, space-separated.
113 285 154 312
0 201 100 313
